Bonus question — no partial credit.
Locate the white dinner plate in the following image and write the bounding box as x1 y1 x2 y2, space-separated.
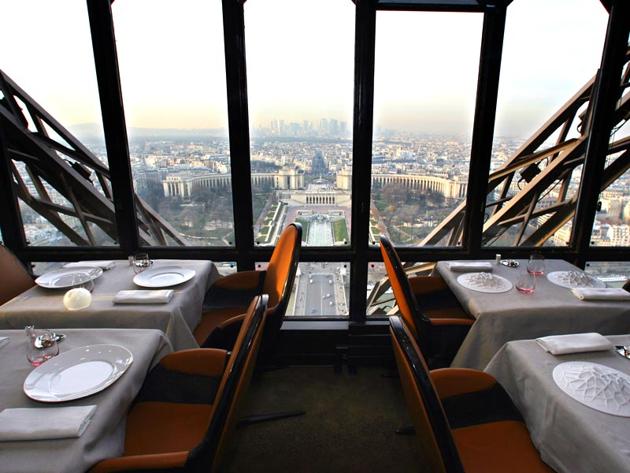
133 265 196 288
547 271 606 289
23 344 133 403
35 267 103 289
553 361 630 417
457 272 513 293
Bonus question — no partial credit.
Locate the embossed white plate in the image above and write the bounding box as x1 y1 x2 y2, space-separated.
133 265 196 288
24 345 133 402
547 271 606 290
456 273 513 293
35 267 103 289
552 361 630 417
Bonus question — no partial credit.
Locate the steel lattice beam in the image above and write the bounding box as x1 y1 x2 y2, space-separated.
0 70 187 247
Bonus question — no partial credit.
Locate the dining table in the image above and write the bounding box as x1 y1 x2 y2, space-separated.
485 335 630 473
0 260 219 350
0 328 171 473
435 259 630 369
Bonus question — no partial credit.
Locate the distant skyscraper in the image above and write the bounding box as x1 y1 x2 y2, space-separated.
312 150 327 175
320 118 328 134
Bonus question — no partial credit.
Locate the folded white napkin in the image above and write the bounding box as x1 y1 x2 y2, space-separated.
536 333 613 355
447 261 493 273
0 337 7 348
571 287 630 301
113 290 174 304
0 406 96 441
64 261 115 270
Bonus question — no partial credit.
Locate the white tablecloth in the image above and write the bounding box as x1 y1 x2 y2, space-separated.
436 259 630 369
0 328 171 473
486 335 630 473
0 260 219 350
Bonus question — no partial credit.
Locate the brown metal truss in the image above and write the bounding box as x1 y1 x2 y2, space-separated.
0 70 186 247
421 47 630 248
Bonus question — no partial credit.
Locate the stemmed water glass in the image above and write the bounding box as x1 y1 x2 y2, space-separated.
132 253 152 274
25 326 59 367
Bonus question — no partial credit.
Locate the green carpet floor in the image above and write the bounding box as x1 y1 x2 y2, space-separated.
222 366 422 472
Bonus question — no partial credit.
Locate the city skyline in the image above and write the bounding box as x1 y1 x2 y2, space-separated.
1 0 608 139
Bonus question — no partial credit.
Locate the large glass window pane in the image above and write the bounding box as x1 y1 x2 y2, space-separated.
366 261 435 317
485 0 607 248
585 262 630 287
1 0 119 246
113 0 234 246
371 11 481 247
256 262 350 317
246 0 354 247
590 42 630 248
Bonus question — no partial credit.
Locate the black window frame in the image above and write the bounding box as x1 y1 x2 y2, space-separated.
0 0 628 324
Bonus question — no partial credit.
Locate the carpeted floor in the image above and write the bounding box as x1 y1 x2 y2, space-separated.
222 365 422 472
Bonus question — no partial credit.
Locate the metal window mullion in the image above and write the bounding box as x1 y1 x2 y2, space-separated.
86 0 139 254
222 0 255 271
462 2 507 256
0 123 28 256
571 0 629 267
349 0 377 322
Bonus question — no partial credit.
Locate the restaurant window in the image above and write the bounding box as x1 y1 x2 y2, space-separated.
370 11 481 247
485 0 607 248
589 41 630 249
584 262 630 286
255 262 350 317
245 0 354 247
0 0 119 247
366 261 434 317
113 0 235 247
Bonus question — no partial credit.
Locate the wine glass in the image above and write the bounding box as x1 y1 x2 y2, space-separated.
132 253 152 274
26 328 59 367
527 254 545 276
515 270 536 294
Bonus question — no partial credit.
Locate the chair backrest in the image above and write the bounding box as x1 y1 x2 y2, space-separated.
389 315 465 473
186 294 268 473
261 223 302 349
0 244 34 305
380 236 429 348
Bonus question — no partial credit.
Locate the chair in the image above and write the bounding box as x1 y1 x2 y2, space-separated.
90 294 269 473
195 223 302 357
0 244 34 305
389 315 554 473
380 236 472 368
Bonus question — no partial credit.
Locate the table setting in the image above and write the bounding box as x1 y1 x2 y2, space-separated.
0 328 171 473
435 258 630 369
0 258 219 350
486 332 630 473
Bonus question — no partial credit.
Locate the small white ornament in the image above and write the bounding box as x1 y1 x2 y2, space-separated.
63 288 92 311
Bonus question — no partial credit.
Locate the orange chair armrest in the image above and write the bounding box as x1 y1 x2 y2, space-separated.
408 275 449 295
430 368 497 399
429 318 474 326
159 349 228 377
217 313 246 330
213 270 264 291
90 451 188 473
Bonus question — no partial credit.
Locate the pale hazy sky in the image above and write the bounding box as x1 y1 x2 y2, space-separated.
0 0 608 138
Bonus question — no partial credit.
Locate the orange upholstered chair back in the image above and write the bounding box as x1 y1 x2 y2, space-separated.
380 236 427 344
389 315 465 473
187 295 268 472
263 223 302 309
0 245 34 305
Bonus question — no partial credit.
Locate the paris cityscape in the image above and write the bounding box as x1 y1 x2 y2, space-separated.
10 118 630 316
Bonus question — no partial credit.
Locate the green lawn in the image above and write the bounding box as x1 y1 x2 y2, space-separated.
295 218 310 242
332 218 349 244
